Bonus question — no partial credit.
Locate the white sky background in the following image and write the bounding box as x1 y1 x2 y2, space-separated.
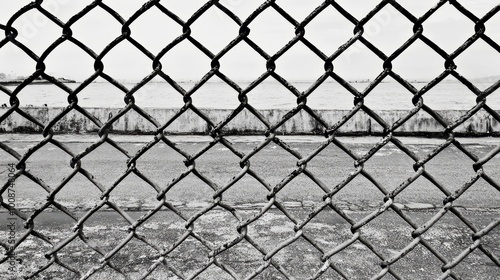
0 0 499 82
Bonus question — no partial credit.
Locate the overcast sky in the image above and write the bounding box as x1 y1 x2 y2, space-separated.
0 0 498 82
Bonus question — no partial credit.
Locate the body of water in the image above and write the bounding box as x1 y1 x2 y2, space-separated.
1 80 498 110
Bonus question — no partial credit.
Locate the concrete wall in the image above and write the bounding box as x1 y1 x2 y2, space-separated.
1 107 499 136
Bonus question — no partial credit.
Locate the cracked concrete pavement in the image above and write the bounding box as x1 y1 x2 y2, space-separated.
0 134 499 279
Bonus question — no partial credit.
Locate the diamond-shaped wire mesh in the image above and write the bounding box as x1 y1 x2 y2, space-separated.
1 0 500 279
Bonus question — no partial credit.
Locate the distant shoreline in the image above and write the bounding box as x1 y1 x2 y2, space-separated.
0 78 76 86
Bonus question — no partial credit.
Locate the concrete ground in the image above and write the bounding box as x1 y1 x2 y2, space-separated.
0 134 499 279
1 209 499 279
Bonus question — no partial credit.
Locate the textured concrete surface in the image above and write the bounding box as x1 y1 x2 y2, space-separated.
0 209 499 279
1 107 499 136
1 139 499 211
1 136 499 279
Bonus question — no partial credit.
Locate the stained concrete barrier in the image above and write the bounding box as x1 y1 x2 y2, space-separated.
0 107 498 136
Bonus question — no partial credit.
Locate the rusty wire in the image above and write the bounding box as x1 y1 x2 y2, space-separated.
1 0 500 279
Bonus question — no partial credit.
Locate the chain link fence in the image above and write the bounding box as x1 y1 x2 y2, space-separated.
1 0 499 279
